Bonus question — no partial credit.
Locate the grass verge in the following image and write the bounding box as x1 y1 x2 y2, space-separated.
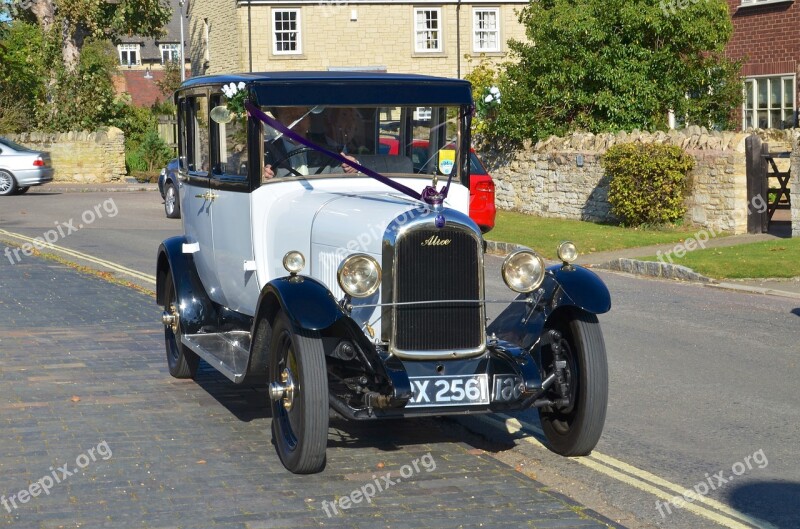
637 238 800 279
486 211 701 259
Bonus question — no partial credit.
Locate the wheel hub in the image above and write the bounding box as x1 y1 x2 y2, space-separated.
161 304 179 333
269 368 296 411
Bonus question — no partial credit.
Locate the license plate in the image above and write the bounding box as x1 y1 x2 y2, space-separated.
407 374 489 408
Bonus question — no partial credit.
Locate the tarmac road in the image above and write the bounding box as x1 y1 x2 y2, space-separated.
1 190 798 529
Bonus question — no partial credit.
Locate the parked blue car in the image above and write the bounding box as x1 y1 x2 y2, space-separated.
157 158 181 218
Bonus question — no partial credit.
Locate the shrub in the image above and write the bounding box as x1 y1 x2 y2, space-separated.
603 143 694 226
134 129 173 173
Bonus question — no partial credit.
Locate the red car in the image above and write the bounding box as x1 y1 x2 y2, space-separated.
379 137 496 232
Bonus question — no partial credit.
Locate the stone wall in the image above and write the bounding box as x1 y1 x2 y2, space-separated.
480 128 798 235
6 128 126 183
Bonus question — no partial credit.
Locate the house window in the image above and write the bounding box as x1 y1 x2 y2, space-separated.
739 0 792 6
473 8 500 52
414 8 442 53
743 75 796 129
118 44 141 66
273 9 301 55
160 44 180 64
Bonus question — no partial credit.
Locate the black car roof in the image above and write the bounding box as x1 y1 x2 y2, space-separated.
180 71 473 107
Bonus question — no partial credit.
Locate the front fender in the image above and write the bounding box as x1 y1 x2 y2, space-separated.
254 275 345 332
156 236 217 335
487 264 610 350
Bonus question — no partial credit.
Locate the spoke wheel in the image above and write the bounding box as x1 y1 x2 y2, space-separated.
165 183 181 218
0 170 17 196
163 270 199 378
538 310 608 456
269 311 328 474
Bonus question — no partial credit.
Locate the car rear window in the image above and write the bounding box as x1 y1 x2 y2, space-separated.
0 137 34 152
469 152 488 175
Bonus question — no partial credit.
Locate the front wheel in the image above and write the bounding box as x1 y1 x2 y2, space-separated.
0 170 17 196
268 312 328 474
538 310 608 456
164 183 181 219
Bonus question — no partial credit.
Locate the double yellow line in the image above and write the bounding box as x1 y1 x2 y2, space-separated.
0 228 156 285
476 414 776 529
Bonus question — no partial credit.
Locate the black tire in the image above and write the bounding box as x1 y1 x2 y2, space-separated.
538 310 608 456
0 170 17 196
163 270 199 378
269 311 328 474
16 187 30 195
164 183 181 219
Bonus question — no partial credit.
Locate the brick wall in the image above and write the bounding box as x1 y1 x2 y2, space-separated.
479 128 798 235
5 128 126 183
725 0 800 127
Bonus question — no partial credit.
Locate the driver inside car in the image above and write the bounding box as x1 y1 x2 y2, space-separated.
262 106 359 180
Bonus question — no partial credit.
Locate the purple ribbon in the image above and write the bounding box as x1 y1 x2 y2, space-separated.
245 101 452 205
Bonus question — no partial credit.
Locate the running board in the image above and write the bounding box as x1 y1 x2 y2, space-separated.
181 331 252 383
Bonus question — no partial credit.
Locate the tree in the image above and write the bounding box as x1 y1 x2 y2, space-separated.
492 0 742 143
20 0 171 73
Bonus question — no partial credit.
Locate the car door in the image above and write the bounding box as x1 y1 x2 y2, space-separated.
178 92 223 305
208 103 259 314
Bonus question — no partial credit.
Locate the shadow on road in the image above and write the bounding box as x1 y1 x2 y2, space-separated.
727 480 800 528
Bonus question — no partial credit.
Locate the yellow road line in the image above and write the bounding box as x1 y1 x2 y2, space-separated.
477 414 776 529
0 229 156 285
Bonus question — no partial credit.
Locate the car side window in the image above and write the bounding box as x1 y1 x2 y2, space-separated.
186 95 209 175
211 100 248 180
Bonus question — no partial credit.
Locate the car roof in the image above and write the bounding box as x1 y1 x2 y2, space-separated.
180 71 473 107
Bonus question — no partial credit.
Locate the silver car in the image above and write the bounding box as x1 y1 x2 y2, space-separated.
0 137 54 196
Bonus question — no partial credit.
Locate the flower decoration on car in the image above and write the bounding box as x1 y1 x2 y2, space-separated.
221 82 248 116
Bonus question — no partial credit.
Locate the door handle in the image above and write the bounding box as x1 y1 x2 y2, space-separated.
194 191 219 201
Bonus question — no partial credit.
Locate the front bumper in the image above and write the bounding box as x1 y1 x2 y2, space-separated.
14 167 54 187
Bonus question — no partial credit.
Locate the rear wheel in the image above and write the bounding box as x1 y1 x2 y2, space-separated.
163 270 199 378
538 310 608 456
268 311 328 474
0 170 17 196
164 183 181 219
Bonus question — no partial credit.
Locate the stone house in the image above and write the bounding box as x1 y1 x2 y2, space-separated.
725 0 800 130
184 0 528 79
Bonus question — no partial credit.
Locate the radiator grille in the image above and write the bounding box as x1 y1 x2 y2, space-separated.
394 228 482 351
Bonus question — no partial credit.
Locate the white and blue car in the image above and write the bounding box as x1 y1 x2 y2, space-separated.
157 72 611 474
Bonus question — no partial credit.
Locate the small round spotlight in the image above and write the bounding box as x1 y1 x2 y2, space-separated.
502 249 545 293
557 241 578 264
282 251 306 274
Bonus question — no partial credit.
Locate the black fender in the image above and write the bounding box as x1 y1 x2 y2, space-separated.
155 236 218 335
487 264 610 351
253 275 345 334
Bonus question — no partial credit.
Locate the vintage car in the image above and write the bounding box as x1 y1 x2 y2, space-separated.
156 72 611 474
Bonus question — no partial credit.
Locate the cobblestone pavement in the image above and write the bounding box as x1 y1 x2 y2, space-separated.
0 256 620 529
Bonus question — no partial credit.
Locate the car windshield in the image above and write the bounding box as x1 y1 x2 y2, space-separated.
0 137 34 152
259 105 466 181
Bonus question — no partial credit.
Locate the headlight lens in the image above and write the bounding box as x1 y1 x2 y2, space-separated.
338 254 381 298
502 249 545 293
557 241 578 264
282 251 306 274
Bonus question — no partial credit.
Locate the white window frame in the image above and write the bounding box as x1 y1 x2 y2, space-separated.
739 0 793 7
742 74 796 130
160 43 180 64
272 9 302 55
472 7 500 53
118 44 141 66
414 7 442 53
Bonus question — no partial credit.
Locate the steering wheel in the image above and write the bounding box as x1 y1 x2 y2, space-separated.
266 146 328 177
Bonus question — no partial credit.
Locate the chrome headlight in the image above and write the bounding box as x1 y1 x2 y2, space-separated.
282 251 306 274
502 249 545 293
337 254 381 298
557 241 578 264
